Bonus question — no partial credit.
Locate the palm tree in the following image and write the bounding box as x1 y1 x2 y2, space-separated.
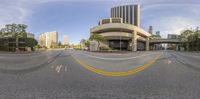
80 39 86 50
89 33 105 51
84 40 90 51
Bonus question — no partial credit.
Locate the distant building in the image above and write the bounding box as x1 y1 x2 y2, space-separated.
63 35 69 45
156 31 160 36
168 34 179 39
27 33 35 38
149 26 153 34
167 34 180 50
39 31 58 48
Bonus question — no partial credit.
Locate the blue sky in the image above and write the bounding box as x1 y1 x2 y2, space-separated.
0 0 200 44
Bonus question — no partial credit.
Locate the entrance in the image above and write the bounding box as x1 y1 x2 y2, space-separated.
137 41 145 51
109 40 128 50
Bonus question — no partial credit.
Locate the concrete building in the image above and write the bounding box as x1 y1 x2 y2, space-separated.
90 4 151 51
149 26 153 34
91 17 151 51
167 34 180 50
27 33 35 38
168 34 179 39
111 5 140 27
63 35 69 45
39 31 58 48
0 37 26 51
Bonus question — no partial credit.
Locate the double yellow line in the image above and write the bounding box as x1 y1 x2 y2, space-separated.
72 54 161 77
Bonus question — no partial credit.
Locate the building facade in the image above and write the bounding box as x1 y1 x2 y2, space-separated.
90 4 151 51
111 5 140 27
39 31 58 48
63 35 69 45
27 33 35 38
0 37 26 51
167 34 180 50
91 18 151 51
168 34 179 39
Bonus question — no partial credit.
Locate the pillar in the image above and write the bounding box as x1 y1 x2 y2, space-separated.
146 37 149 51
132 31 137 51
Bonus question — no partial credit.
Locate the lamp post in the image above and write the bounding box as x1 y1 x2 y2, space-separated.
120 34 121 51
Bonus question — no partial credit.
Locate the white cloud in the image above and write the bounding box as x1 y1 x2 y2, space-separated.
0 0 200 40
140 1 200 38
0 0 131 27
145 16 200 38
0 0 32 27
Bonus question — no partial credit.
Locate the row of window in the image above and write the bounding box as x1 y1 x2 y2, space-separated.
111 5 138 25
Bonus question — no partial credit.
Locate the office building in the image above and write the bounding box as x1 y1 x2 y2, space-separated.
90 3 151 51
39 31 58 48
111 5 140 27
63 35 69 45
168 34 179 39
149 26 153 34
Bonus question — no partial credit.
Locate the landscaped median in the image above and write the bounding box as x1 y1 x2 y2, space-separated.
70 51 161 76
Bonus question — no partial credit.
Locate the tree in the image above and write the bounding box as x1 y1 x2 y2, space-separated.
180 28 200 51
0 23 28 51
58 41 62 48
80 39 86 49
180 30 192 51
84 40 90 51
26 38 38 50
89 33 105 51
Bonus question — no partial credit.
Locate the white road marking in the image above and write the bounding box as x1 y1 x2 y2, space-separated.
55 65 62 73
166 59 172 64
74 53 158 61
64 66 67 72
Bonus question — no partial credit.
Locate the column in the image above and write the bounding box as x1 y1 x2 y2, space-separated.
132 31 137 51
146 37 149 51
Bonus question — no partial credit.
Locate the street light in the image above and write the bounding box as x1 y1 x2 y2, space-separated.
120 29 122 51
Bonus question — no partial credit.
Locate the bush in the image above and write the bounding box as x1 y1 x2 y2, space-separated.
100 46 109 51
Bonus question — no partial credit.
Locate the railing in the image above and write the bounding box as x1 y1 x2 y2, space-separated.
150 39 181 43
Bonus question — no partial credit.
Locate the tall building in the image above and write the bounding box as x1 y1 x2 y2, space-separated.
149 26 153 34
63 35 69 45
156 31 160 36
90 4 151 51
39 31 58 48
111 5 140 27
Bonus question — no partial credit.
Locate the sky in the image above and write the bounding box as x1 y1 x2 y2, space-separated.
0 0 200 44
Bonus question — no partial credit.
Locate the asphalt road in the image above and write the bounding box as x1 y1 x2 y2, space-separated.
0 50 200 99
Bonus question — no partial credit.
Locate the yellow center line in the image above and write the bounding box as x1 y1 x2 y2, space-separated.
72 54 161 77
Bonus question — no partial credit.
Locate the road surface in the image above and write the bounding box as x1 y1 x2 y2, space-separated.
0 50 200 99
